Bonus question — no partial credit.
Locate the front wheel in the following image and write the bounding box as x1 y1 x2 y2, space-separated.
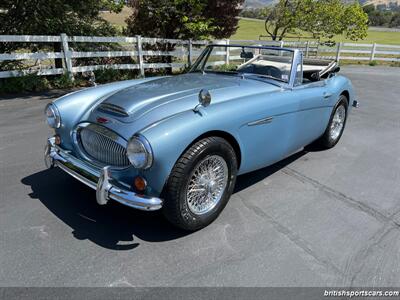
315 95 348 149
162 137 238 231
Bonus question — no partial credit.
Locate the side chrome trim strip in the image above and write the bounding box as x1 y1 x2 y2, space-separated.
247 116 274 126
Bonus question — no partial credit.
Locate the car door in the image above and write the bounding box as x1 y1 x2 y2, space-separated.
291 80 334 148
237 88 302 174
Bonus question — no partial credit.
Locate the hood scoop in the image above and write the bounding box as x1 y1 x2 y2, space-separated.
97 103 129 117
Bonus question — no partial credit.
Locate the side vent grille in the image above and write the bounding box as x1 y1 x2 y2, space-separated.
98 103 129 117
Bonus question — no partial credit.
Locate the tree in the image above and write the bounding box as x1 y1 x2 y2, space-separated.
125 0 244 40
206 0 246 39
0 0 124 67
363 4 393 27
264 0 308 41
264 0 368 41
390 12 400 27
0 0 123 36
125 0 243 75
363 4 375 15
340 3 369 41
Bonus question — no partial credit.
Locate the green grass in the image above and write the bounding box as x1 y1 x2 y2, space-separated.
233 19 400 45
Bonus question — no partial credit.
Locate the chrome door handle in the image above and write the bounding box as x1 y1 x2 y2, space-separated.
323 92 333 99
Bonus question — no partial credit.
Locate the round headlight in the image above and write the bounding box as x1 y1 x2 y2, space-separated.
45 103 61 128
126 135 153 169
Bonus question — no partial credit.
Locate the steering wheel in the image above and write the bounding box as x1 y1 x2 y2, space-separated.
262 66 282 78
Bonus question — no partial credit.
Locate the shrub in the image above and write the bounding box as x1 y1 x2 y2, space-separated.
0 73 87 94
93 68 137 84
369 60 378 66
0 74 51 94
51 73 76 89
390 61 400 67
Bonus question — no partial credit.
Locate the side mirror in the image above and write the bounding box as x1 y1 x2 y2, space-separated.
198 89 211 107
193 89 211 113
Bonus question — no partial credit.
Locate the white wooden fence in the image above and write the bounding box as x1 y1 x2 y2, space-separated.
0 34 399 79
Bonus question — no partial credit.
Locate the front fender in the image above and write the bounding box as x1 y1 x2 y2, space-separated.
327 75 355 112
139 106 244 196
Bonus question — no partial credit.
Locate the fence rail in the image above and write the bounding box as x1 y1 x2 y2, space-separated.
1 34 399 79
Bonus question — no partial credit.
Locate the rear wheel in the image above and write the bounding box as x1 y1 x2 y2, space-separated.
163 137 238 231
315 95 348 149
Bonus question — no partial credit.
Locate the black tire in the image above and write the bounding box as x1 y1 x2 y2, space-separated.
162 137 238 231
314 95 348 149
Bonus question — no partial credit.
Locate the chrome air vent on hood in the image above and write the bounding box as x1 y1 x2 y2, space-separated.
97 103 129 117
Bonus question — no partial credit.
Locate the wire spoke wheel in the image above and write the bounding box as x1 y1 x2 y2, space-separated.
186 155 228 215
330 104 346 141
163 137 237 231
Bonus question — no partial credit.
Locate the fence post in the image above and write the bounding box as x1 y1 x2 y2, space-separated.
305 41 309 58
225 39 230 65
278 40 284 56
370 43 376 62
335 42 342 63
136 35 144 77
60 33 74 81
187 39 193 68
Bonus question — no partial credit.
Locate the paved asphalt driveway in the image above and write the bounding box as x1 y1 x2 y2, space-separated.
0 66 399 287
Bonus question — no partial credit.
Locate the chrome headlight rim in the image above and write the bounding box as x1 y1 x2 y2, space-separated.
45 103 61 129
126 134 153 169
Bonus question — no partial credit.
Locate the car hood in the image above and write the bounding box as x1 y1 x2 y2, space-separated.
92 72 280 125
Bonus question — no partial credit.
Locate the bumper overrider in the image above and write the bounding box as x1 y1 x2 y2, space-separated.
44 137 163 211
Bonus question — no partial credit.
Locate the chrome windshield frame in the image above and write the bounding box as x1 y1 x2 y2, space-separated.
189 44 302 89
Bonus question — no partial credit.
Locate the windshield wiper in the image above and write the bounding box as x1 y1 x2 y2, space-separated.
203 70 239 76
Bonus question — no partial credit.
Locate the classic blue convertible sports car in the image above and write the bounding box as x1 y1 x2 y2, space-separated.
44 45 358 230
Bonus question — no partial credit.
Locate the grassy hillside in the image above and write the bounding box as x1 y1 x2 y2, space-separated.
233 18 400 45
101 9 400 45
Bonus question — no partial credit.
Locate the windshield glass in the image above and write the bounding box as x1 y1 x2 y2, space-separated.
189 45 294 83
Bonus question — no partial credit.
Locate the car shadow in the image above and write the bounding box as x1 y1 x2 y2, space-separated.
21 149 310 250
21 168 189 250
234 149 308 193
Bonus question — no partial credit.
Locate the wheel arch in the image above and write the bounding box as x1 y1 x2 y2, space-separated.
340 90 350 104
184 130 242 170
157 130 242 200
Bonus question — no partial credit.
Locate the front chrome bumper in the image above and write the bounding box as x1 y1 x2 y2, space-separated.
44 137 163 211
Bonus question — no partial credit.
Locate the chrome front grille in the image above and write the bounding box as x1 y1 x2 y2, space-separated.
78 124 130 168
